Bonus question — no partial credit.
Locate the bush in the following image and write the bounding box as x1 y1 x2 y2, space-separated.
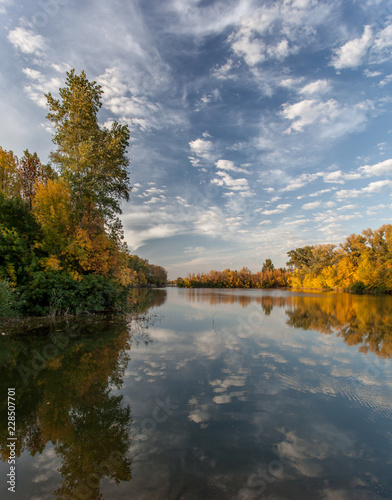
0 280 18 318
346 281 366 294
19 272 129 316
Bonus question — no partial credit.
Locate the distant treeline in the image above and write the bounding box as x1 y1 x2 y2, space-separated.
176 259 290 289
0 70 166 318
177 224 392 293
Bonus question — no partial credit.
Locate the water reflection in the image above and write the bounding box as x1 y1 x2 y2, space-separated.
0 314 155 499
127 288 167 312
1 288 392 499
184 289 392 358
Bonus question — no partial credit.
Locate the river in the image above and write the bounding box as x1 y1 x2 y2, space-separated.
1 288 392 499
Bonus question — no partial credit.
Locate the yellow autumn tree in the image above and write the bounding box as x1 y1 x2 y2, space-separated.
0 147 20 197
33 178 74 271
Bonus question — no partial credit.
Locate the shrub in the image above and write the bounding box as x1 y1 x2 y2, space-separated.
19 272 129 316
0 280 18 318
346 281 366 294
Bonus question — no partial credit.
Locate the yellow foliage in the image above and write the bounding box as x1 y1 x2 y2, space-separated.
40 255 62 272
0 147 20 197
6 264 17 288
33 179 73 256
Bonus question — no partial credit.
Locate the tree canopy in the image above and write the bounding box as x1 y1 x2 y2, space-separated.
46 69 131 226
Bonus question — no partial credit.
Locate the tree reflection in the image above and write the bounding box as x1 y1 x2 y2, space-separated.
183 290 392 358
0 304 156 498
285 294 392 358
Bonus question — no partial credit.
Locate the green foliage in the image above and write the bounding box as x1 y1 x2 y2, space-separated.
176 277 185 287
262 258 274 273
286 245 314 270
0 193 41 285
0 192 40 240
0 280 18 318
128 254 167 287
19 272 128 316
346 281 366 294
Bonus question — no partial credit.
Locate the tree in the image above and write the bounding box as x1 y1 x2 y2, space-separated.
286 246 314 270
45 69 131 229
262 258 274 273
18 150 55 210
0 192 41 285
33 178 74 259
0 147 20 197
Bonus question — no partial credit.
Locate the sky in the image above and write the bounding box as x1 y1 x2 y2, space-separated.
1 0 392 278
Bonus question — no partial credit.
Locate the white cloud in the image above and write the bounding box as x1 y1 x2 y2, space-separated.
279 77 304 88
308 188 333 197
0 0 12 15
212 171 253 197
300 79 331 95
282 99 340 133
97 68 165 131
260 203 291 215
189 137 215 162
8 27 47 55
162 0 253 36
228 0 332 69
331 25 372 69
194 207 226 236
22 68 42 80
215 159 250 174
279 172 323 193
359 158 392 176
211 58 237 80
267 39 298 60
337 204 357 211
98 67 128 99
374 23 392 49
195 89 220 111
22 68 62 108
379 74 392 86
335 179 392 199
230 31 266 66
302 201 322 210
123 206 185 250
364 69 381 77
363 179 392 192
281 98 368 137
322 170 362 184
284 218 311 225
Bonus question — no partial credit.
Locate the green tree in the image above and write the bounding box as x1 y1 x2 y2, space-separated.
45 69 131 229
286 245 314 270
0 193 41 286
262 258 274 273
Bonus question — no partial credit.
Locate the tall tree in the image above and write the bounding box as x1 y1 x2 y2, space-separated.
45 69 131 228
286 245 314 270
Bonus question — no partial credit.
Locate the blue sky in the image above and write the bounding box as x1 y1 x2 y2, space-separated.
1 0 392 278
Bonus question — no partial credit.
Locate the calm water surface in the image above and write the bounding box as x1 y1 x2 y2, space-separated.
1 288 392 499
